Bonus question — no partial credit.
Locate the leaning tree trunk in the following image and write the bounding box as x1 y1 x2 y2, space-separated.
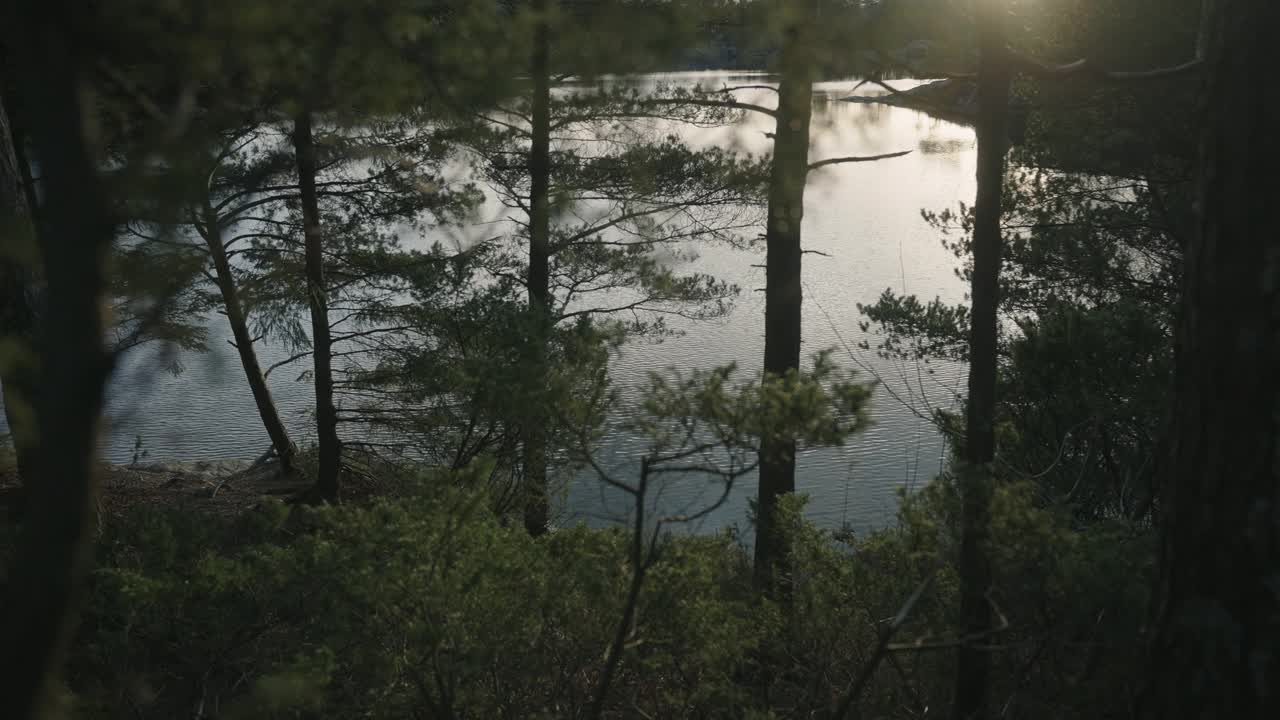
0 5 116 716
200 201 298 471
522 0 553 536
951 1 1011 718
0 87 38 488
752 8 814 589
293 109 341 503
1142 1 1280 717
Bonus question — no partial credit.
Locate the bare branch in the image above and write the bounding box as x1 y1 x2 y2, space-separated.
887 592 1011 653
808 150 912 172
1010 52 1203 82
832 571 938 720
721 84 779 94
263 350 312 379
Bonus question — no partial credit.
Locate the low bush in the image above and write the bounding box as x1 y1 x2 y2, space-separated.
49 470 1153 718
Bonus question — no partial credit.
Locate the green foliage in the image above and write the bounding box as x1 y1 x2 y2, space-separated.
636 350 872 463
469 98 768 335
858 289 970 362
883 475 1155 717
52 456 1153 719
106 235 211 370
1000 299 1171 515
2 2 1209 718
860 62 1190 519
68 472 774 718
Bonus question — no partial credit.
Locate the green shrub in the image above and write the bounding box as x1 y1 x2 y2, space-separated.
60 469 1154 719
68 473 774 718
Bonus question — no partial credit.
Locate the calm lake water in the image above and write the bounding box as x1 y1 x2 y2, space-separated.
90 73 975 535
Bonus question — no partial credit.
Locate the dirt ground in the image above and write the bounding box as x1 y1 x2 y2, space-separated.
1 451 395 524
98 459 313 518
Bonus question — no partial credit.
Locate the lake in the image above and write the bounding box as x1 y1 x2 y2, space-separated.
88 73 976 535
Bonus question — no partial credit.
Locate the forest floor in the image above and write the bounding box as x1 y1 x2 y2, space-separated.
97 459 310 519
0 450 398 524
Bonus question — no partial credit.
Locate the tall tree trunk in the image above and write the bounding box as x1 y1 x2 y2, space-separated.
200 201 298 471
951 2 1011 718
0 6 115 716
293 109 340 503
0 87 40 214
1142 0 1280 717
752 3 814 588
0 87 38 489
522 0 552 536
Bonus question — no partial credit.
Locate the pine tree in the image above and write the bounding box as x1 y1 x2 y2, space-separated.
463 0 768 533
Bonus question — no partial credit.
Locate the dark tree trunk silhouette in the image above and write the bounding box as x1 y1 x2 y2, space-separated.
951 1 1011 717
199 200 298 471
293 109 341 502
0 89 38 488
752 3 814 589
0 86 40 214
0 6 116 716
522 0 553 536
1143 0 1280 716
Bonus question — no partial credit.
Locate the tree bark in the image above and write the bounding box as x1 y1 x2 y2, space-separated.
752 2 815 589
522 0 553 536
0 86 38 488
200 201 298 471
0 5 115 716
10 112 39 214
293 109 341 503
1142 1 1280 717
951 1 1011 718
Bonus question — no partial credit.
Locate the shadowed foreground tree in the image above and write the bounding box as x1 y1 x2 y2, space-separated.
0 89 38 486
1143 0 1280 717
0 5 119 718
916 2 1206 715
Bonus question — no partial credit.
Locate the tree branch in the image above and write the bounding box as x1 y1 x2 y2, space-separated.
808 150 912 172
263 350 312 378
832 571 937 720
1009 52 1203 82
641 97 777 118
721 84 779 94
